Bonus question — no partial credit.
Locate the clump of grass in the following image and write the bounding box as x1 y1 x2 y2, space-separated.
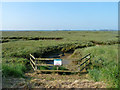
2 63 26 78
88 68 100 81
88 63 118 88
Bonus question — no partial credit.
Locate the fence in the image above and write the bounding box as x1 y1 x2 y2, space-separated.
30 54 59 71
29 53 91 73
77 53 91 72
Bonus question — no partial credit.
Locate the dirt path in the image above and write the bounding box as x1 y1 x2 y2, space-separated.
2 72 106 88
10 72 105 88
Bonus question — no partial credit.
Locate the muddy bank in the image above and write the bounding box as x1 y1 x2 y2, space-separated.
32 40 119 59
32 42 94 59
40 51 74 65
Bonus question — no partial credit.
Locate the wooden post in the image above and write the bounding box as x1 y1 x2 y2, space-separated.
35 59 37 71
83 62 86 72
57 66 59 74
57 66 58 70
30 54 37 71
79 61 81 72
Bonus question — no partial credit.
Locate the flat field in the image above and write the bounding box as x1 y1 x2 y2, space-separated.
2 31 118 42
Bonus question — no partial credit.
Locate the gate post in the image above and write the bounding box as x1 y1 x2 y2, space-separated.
35 59 37 71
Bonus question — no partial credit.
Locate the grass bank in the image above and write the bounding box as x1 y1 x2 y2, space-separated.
71 44 118 88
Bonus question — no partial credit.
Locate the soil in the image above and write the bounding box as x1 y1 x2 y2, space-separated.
2 73 106 88
25 72 106 88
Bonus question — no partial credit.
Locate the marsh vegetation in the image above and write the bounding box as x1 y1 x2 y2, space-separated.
2 31 119 88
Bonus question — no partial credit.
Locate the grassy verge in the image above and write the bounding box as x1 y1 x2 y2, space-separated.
72 44 118 88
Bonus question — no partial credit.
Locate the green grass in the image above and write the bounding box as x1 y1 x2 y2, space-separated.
2 40 94 58
2 63 26 77
2 31 118 42
72 45 118 88
2 31 118 59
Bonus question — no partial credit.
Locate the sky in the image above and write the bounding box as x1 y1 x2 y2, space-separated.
2 2 118 31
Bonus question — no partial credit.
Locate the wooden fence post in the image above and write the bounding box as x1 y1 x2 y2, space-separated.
35 59 37 71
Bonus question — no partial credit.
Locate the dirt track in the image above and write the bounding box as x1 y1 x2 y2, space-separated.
25 72 106 88
2 72 106 88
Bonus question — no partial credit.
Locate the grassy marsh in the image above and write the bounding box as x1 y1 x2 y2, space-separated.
2 31 119 88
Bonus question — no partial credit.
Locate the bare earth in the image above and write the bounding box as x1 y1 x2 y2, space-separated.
25 72 106 88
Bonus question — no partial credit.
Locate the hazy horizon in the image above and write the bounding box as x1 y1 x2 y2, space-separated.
1 29 118 31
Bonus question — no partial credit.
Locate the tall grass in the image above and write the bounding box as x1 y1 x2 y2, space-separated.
72 45 118 88
2 63 26 77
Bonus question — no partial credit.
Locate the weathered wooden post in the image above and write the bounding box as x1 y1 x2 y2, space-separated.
77 53 91 73
35 59 37 71
30 54 37 71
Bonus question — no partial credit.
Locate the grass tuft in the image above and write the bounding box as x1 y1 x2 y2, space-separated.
2 63 26 77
